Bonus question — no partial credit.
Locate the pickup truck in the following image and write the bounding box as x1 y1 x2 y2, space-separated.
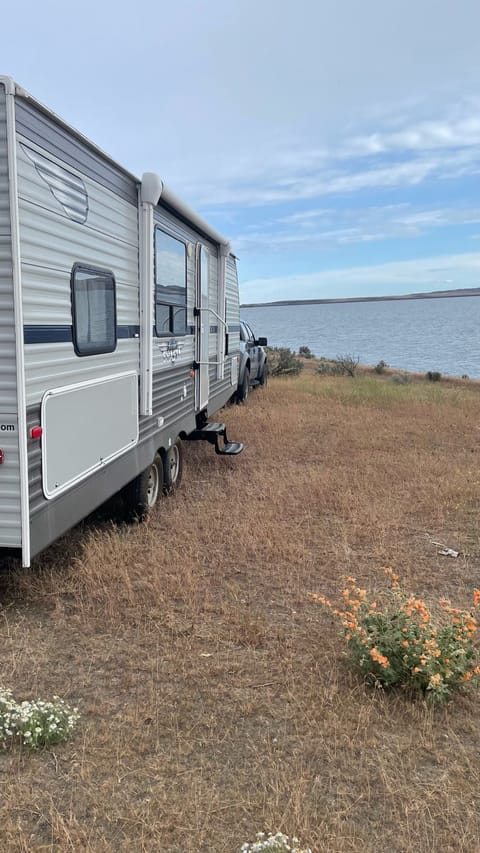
237 320 268 402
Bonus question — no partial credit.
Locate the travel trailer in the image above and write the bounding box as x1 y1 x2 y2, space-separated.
0 76 243 567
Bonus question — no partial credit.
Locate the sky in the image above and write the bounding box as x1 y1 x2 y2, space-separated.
2 0 480 303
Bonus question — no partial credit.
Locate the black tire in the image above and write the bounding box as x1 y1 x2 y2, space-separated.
163 438 184 494
259 362 268 387
236 367 250 403
122 453 163 521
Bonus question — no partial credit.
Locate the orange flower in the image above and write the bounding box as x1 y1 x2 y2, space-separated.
370 647 390 669
473 589 480 606
402 640 409 648
311 593 332 607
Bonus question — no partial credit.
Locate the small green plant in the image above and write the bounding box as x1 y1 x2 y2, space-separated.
298 345 314 359
312 571 480 703
266 347 303 376
390 373 410 385
0 689 79 748
240 832 312 853
315 358 342 376
374 359 388 374
426 371 442 382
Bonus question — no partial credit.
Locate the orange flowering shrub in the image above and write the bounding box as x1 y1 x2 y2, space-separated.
312 569 480 703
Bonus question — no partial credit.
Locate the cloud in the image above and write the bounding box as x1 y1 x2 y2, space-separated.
183 122 480 211
342 105 480 157
232 205 480 253
240 252 480 303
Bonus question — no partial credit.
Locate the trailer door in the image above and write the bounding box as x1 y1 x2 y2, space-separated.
195 244 209 411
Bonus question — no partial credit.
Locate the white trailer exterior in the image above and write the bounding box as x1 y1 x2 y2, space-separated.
0 77 242 567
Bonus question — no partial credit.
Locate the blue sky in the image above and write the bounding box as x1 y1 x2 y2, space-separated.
2 0 480 302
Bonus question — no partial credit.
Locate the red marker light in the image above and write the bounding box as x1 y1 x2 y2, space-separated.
30 426 43 439
0 450 3 464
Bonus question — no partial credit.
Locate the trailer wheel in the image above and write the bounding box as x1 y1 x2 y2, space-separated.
122 453 163 521
163 439 184 494
236 367 250 403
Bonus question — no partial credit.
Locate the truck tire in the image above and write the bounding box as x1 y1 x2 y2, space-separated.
236 367 250 403
259 363 268 386
163 439 184 494
122 453 163 521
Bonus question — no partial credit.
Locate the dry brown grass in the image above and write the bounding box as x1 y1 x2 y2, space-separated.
2 372 480 852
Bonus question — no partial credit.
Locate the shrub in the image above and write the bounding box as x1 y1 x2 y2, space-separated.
426 371 442 382
374 360 388 374
315 358 343 376
312 570 480 703
0 689 79 748
335 353 360 377
240 832 312 853
316 355 361 377
266 347 303 376
390 373 410 385
298 345 314 359
462 374 469 380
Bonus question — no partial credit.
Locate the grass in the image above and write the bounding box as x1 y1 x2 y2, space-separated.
2 371 480 851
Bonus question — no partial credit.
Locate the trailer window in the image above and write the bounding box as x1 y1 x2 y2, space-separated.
71 264 116 356
155 228 187 336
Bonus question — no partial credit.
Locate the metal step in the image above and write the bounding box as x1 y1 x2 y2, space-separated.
216 441 243 456
186 422 244 456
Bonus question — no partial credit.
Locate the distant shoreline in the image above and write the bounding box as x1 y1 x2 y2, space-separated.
241 287 480 309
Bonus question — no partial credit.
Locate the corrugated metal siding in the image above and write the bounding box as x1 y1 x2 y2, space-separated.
0 235 16 406
0 87 16 409
0 83 21 546
16 127 140 407
15 99 137 206
26 405 42 514
139 365 196 445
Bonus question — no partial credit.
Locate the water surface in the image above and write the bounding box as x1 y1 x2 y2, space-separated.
242 296 480 378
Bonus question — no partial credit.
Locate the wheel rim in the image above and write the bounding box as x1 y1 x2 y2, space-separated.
146 462 160 507
168 444 180 484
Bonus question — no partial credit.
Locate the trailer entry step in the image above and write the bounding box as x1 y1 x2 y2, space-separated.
186 422 244 456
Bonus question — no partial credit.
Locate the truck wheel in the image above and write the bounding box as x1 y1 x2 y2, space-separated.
122 453 163 521
163 439 184 494
236 368 250 403
259 363 268 386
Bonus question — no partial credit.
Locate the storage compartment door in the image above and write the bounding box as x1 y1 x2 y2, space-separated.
41 372 138 499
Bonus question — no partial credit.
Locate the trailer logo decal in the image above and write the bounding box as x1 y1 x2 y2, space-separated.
158 340 183 364
0 423 15 432
21 144 89 224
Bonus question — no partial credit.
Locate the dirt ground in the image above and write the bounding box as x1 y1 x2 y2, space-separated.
1 370 480 852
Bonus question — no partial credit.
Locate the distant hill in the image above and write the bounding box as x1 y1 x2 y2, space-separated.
241 286 480 308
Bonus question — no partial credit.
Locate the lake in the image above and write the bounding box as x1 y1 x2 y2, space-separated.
242 295 480 379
